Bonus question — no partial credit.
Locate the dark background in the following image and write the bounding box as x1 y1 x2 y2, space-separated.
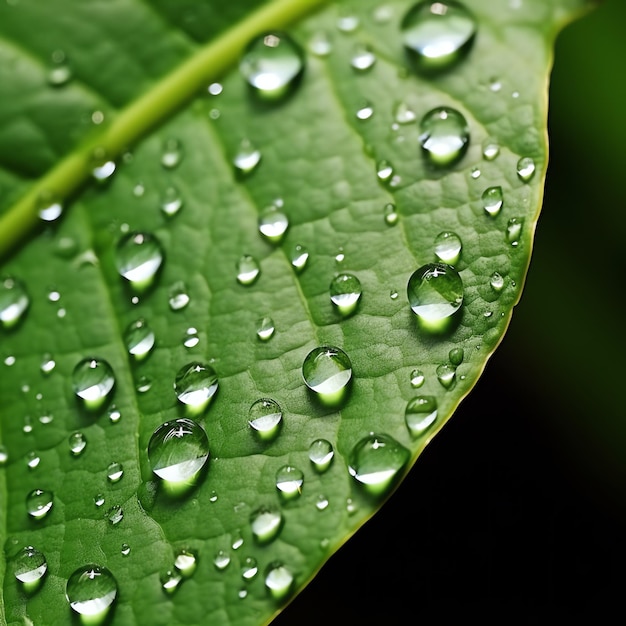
276 1 626 623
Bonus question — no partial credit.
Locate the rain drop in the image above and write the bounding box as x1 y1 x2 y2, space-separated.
12 546 47 584
121 544 131 556
26 451 40 470
168 281 190 311
241 557 258 581
160 186 184 217
233 139 262 176
308 31 333 57
174 362 218 413
356 100 374 120
72 358 115 409
161 138 183 169
337 14 360 32
36 192 63 223
329 273 362 316
40 353 56 375
275 465 304 500
106 462 124 483
236 254 261 285
265 562 294 601
405 396 438 436
256 316 275 341
302 345 352 405
26 489 53 519
47 50 72 86
482 139 500 161
114 232 164 290
214 550 231 571
174 549 197 577
66 565 117 618
436 363 456 388
0 276 29 328
350 43 376 71
316 495 329 511
90 148 116 182
517 156 536 182
106 505 124 525
410 368 425 388
482 186 503 217
376 159 394 182
248 398 283 441
506 217 524 246
419 107 469 166
69 432 87 456
250 507 283 544
394 101 417 124
449 346 464 365
308 439 334 472
384 203 399 225
490 271 505 292
290 244 309 272
183 327 200 348
258 205 289 243
124 319 155 359
434 231 462 264
160 570 182 594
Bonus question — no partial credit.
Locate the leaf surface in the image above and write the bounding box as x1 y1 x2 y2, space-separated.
0 1 590 624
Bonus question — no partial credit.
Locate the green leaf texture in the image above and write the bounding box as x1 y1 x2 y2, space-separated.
0 1 590 624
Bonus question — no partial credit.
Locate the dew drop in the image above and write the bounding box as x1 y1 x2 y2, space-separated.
106 505 124 525
69 432 87 456
290 244 309 272
148 418 209 483
256 316 275 341
12 546 47 584
329 273 362 316
236 254 260 285
265 562 294 601
183 327 200 348
482 139 500 161
66 565 117 617
302 346 352 404
275 465 304 500
160 569 182 594
348 433 410 495
419 107 469 166
114 232 164 290
47 50 72 86
258 205 289 243
436 363 456 388
108 406 121 424
90 148 116 182
434 231 462 264
449 346 464 365
240 32 304 100
308 31 333 56
401 1 477 72
136 377 152 395
168 281 190 311
174 362 218 412
26 489 53 519
94 494 105 507
40 353 56 375
470 166 481 179
405 396 438 436
161 138 183 169
231 533 244 551
350 43 376 71
0 445 8 465
481 186 503 217
410 368 425 388
174 549 197 577
316 494 329 511
160 186 184 217
72 358 115 409
376 159 394 182
250 507 283 544
121 543 131 556
26 451 40 470
516 156 536 182
506 217 524 246
241 557 258 581
356 100 374 120
337 14 360 32
0 276 29 328
394 101 417 124
233 139 262 176
214 550 231 571
106 462 124 483
384 203 399 225
36 192 63 223
248 398 283 441
124 319 155 359
308 439 334 472
490 271 505 292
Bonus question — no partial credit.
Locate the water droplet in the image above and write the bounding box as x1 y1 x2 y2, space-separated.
72 358 115 409
449 347 464 365
0 276 29 328
36 191 63 222
316 494 329 511
517 156 536 182
248 398 282 441
376 159 394 182
506 217 524 246
236 254 261 285
419 107 469 166
436 363 456 388
470 166 481 179
124 319 155 360
26 489 53 519
47 50 72 86
256 316 275 342
25 451 40 470
401 1 477 72
302 345 352 405
410 368 425 388
121 543 131 556
160 186 184 217
482 139 500 160
106 462 124 483
136 376 152 394
434 231 462 264
265 562 294 601
258 205 289 243
214 550 231 571
240 32 304 100
231 533 244 551
94 494 105 507
106 505 124 525
69 432 87 456
66 565 117 617
290 244 309 272
350 43 376 71
394 101 417 124
4 356 16 366
23 416 33 434
40 353 56 376
337 14 360 32
330 273 362 316
174 362 218 413
90 148 116 182
148 418 209 484
114 232 164 290
356 100 374 120
183 327 200 348
39 411 53 425
308 31 332 56
407 262 463 328
383 203 399 226
275 465 304 500
250 507 283 544
308 439 334 472
233 139 262 176
12 546 47 584
348 433 410 495
482 186 503 217
405 396 438 436
161 138 183 169
0 445 8 465
160 569 182 594
241 557 258 581
108 406 121 424
174 549 197 577
168 281 190 311
490 271 505 292
335 248 345 264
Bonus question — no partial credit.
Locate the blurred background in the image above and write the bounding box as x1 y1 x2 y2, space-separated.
276 0 626 622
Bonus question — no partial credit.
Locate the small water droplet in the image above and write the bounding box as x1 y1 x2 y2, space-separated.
214 550 231 571
236 254 260 285
265 562 294 600
241 557 258 581
106 505 124 525
148 418 209 484
315 494 329 511
233 139 262 176
407 263 463 328
489 77 502 92
302 346 352 405
26 489 53 519
337 14 360 32
482 139 500 160
410 368 425 388
183 327 200 348
36 191 63 222
449 346 464 365
90 148 116 182
482 186 503 217
168 281 190 311
160 185 184 218
174 549 197 577
240 32 304 100
330 273 362 316
308 439 334 472
0 445 8 465
348 433 410 495
174 362 218 413
434 231 462 264
23 415 33 434
275 465 304 500
26 451 40 470
401 1 477 72
290 244 309 272
40 353 56 376
69 432 87 456
351 43 376 71
94 494 105 507
436 363 456 388
394 101 417 124
258 205 289 243
470 166 481 179
516 156 536 182
308 31 333 56
160 569 182 594
250 507 283 544
419 107 469 166
376 159 394 182
256 316 275 341
12 546 47 584
335 248 345 264
231 533 244 551
121 543 131 556
506 217 524 246
108 406 121 424
0 276 29 328
390 289 399 300
161 138 183 169
72 358 115 409
106 462 124 483
135 375 152 393
405 396 438 436
490 271 505 292
356 100 374 120
114 232 164 290
47 50 72 86
4 356 16 366
124 318 155 359
248 398 282 442
383 203 399 226
66 565 117 617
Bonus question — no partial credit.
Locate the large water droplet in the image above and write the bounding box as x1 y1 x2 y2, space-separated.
405 396 438 436
290 244 309 272
248 398 282 441
308 439 334 472
348 433 410 495
407 262 463 329
72 358 115 409
240 32 304 100
0 277 29 328
419 107 469 166
114 232 164 290
12 546 47 584
69 432 87 456
236 254 261 285
329 273 362 316
401 1 477 72
124 319 155 360
482 186 503 217
66 565 117 618
250 506 283 544
174 549 197 577
258 205 289 243
174 362 218 414
434 231 462 264
302 346 352 405
275 465 304 500
265 562 294 601
517 156 536 182
148 418 209 485
26 489 53 519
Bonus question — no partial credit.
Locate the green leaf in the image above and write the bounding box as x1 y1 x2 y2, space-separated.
0 1 591 624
